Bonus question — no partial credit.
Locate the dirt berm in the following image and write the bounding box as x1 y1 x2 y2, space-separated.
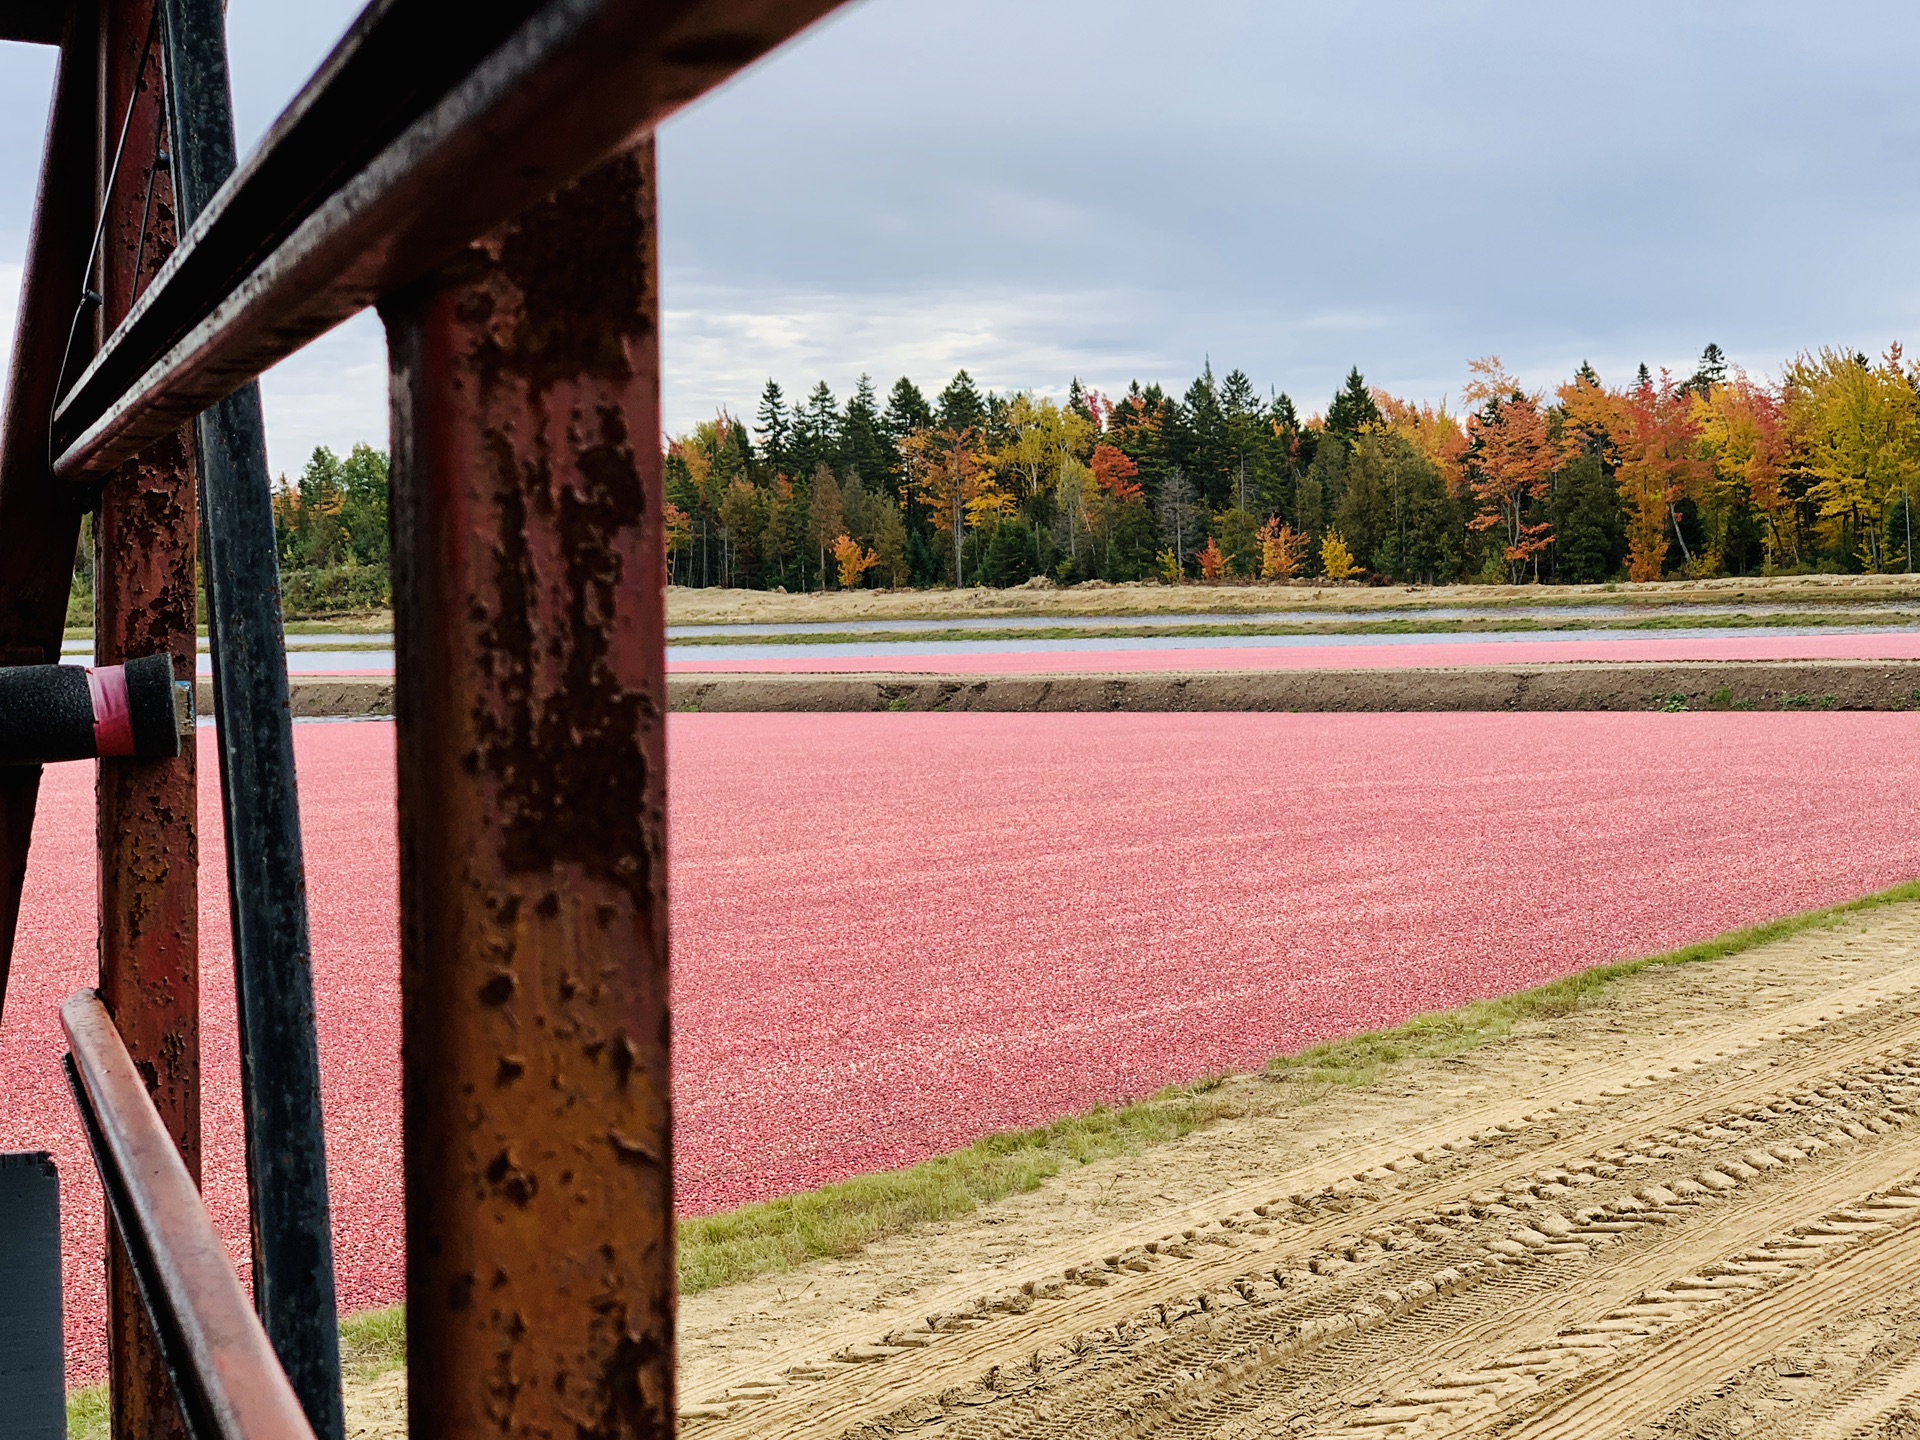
669 660 1920 714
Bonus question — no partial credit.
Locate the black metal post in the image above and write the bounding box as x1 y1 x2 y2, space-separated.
160 3 343 1435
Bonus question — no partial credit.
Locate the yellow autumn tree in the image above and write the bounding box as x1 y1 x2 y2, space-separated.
1320 530 1361 580
1259 517 1311 579
832 533 879 589
1784 346 1920 571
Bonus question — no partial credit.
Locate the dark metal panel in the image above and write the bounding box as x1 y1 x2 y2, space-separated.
53 0 851 480
0 1153 64 1440
0 0 69 44
384 139 675 1439
63 990 320 1440
160 4 344 1433
92 3 201 1436
0 0 97 1016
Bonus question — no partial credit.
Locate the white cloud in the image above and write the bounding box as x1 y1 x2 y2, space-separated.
257 311 388 479
662 280 1175 431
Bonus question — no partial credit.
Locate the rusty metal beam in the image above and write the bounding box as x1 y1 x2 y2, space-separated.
93 2 201 1436
383 138 675 1439
63 990 318 1440
53 0 850 482
0 0 69 43
0 0 96 1019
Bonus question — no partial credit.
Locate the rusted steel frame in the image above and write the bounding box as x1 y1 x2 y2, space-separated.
63 990 320 1440
52 0 851 481
382 138 675 1438
161 2 344 1432
0 0 69 43
93 2 203 1435
0 1 99 1018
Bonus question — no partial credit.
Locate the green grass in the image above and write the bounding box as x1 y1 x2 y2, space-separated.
67 1308 415 1436
67 1385 108 1440
66 879 1920 1419
63 614 393 641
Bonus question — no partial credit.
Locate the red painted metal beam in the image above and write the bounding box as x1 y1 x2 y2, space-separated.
0 0 96 1019
93 2 201 1435
64 990 317 1440
383 138 675 1438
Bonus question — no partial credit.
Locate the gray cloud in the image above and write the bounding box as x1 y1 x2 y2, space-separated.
4 0 1918 469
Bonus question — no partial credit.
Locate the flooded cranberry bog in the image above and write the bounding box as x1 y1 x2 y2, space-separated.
5 711 1920 1379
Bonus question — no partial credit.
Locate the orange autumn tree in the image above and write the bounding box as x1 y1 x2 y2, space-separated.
901 425 996 587
1616 370 1707 581
1258 517 1311 578
832 533 879 589
1194 536 1232 581
1461 357 1556 582
1090 443 1143 502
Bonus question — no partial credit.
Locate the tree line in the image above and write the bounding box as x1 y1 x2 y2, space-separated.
665 344 1920 590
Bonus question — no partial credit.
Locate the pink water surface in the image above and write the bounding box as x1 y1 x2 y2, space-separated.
5 712 1920 1381
669 629 1920 673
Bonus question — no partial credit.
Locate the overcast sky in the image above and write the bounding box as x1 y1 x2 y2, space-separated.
3 1 1918 476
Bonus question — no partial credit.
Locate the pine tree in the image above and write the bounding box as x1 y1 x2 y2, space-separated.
1326 367 1382 438
937 370 986 433
882 378 933 500
1219 368 1273 515
1174 363 1232 510
1549 452 1626 583
755 380 792 478
1687 343 1728 396
841 374 888 488
791 382 840 483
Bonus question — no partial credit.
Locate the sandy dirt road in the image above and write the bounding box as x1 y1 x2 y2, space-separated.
654 904 1920 1440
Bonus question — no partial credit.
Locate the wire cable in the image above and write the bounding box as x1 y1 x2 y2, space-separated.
49 3 164 466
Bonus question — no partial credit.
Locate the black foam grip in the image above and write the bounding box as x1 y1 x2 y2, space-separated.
125 653 181 760
0 664 96 765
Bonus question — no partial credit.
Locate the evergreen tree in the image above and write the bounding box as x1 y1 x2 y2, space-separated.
1263 392 1308 519
882 377 933 499
1175 363 1233 509
1325 367 1382 438
1298 435 1346 536
840 374 888 487
1219 368 1273 516
1066 378 1096 426
937 369 986 433
1549 452 1627 583
792 382 840 482
1341 433 1461 583
980 517 1039 587
1686 343 1728 397
755 380 792 478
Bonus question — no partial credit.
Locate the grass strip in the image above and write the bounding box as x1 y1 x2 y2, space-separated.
66 878 1920 1422
67 1308 413 1438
